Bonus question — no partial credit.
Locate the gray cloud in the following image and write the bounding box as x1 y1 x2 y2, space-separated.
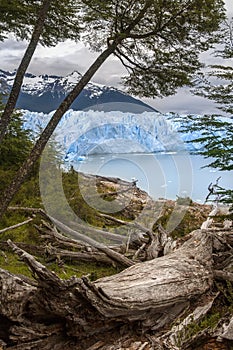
0 39 226 115
0 1 231 115
0 38 27 51
147 90 221 115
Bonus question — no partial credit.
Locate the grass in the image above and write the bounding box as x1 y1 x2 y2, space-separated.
0 169 123 281
0 252 33 278
0 167 223 283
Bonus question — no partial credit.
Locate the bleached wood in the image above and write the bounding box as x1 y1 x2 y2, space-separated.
0 228 232 349
0 218 33 234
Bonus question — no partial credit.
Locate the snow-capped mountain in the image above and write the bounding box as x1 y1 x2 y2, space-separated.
22 109 210 162
0 69 157 113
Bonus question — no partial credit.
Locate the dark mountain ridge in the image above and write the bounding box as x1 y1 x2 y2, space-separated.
0 69 157 114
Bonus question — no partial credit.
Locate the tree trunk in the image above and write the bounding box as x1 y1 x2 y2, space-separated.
0 1 158 219
1 228 229 349
0 0 52 144
0 41 119 219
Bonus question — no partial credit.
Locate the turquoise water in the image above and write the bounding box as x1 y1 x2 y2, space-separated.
72 152 233 203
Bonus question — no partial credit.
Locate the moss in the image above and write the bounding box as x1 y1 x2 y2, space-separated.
155 202 209 238
176 196 193 206
174 310 221 348
0 252 33 278
48 261 119 280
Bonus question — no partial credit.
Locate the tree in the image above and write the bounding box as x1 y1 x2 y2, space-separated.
0 0 33 41
178 17 233 205
0 0 52 144
0 103 32 171
0 0 227 218
0 0 81 144
82 0 226 97
193 17 233 114
1 219 233 349
0 0 81 45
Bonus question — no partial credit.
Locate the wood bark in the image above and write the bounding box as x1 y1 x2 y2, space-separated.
0 0 52 144
0 40 119 219
1 227 231 349
0 1 159 219
0 219 33 234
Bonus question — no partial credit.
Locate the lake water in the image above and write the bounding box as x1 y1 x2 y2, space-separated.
72 152 233 203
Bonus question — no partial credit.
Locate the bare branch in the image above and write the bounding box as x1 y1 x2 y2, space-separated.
214 269 233 283
0 218 33 234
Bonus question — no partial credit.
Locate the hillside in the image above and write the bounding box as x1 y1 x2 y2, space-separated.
0 170 233 350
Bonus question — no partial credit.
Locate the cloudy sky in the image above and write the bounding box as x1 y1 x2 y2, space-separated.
0 0 232 115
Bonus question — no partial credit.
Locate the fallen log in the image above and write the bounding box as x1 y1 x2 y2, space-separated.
49 216 134 267
91 229 213 321
0 227 232 349
0 240 115 266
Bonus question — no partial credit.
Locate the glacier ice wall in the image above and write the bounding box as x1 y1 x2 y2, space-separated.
21 109 218 161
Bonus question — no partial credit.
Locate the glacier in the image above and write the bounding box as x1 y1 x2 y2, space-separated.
21 109 231 163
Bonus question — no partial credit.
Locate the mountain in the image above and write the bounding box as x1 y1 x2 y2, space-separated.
0 69 158 114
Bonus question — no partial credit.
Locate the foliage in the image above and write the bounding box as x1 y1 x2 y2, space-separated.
0 0 81 45
193 17 233 115
0 104 32 171
176 114 233 205
176 18 233 205
0 0 228 219
82 0 226 98
178 114 233 171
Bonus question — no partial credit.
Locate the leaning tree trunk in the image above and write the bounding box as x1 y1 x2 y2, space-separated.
0 40 119 219
2 228 232 350
0 0 52 144
0 1 156 219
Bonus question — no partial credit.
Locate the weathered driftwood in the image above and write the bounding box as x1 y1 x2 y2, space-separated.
0 229 213 348
0 239 115 267
0 226 233 349
218 316 233 341
0 218 33 234
5 204 176 264
49 216 134 267
8 206 128 245
2 213 169 268
161 293 219 349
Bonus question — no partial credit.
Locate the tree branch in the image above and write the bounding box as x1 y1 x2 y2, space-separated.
214 269 233 283
0 218 33 234
0 0 52 144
